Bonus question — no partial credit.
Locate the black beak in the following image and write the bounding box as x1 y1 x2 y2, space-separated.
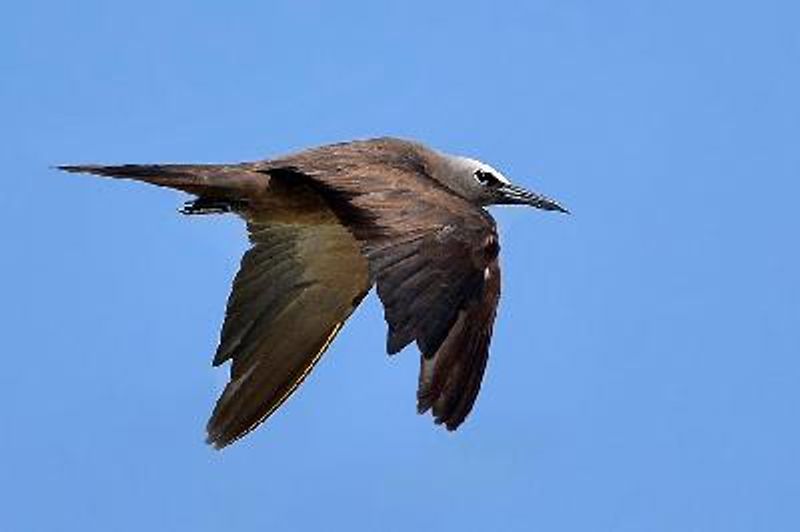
497 183 570 213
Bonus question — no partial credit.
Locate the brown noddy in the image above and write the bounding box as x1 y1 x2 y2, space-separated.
60 137 568 448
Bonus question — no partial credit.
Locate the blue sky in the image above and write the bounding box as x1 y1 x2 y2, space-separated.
2 1 799 530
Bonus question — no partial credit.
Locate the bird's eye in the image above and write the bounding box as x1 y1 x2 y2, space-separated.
474 169 502 187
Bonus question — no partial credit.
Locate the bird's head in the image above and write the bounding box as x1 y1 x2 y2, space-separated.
436 155 569 213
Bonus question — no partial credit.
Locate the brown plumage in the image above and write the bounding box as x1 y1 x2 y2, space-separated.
60 137 567 448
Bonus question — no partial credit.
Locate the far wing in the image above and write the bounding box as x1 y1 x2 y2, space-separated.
364 205 502 429
416 259 500 428
369 218 502 429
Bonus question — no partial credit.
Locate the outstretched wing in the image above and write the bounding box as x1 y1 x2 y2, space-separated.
206 190 371 448
262 139 503 429
60 163 371 448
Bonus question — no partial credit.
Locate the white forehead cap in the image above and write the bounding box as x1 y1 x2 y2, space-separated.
461 157 511 185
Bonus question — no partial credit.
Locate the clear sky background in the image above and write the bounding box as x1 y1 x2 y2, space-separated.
2 1 799 531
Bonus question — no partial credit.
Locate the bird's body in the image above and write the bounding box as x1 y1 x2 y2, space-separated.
61 137 566 448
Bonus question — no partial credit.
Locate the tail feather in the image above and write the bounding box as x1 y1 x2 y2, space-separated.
57 163 267 199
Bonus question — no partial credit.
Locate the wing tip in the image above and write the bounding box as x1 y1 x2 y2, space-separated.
204 429 231 450
430 413 465 432
417 396 468 431
205 437 225 450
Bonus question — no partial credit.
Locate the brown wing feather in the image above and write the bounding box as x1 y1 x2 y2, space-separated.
62 162 373 447
206 190 371 448
417 259 500 429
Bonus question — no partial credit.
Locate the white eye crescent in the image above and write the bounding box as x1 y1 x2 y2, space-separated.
474 169 502 187
467 160 510 187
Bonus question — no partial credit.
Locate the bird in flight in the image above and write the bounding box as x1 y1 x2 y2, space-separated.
60 137 567 448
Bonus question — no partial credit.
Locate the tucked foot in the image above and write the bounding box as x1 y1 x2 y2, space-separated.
179 198 248 215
